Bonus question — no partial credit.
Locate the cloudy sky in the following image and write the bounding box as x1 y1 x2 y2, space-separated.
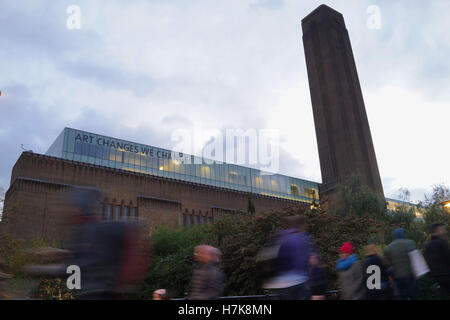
0 0 449 202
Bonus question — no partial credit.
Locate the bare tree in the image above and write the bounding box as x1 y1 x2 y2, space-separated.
398 187 411 203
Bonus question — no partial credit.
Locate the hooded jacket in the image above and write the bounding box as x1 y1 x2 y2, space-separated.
383 228 416 279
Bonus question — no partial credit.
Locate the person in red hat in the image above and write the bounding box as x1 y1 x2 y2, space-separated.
335 242 365 300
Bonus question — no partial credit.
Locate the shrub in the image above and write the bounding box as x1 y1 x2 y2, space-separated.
139 224 213 298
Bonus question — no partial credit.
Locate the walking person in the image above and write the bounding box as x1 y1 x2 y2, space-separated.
383 228 418 300
363 244 393 300
262 215 315 300
424 223 450 300
336 241 365 300
188 245 225 300
308 253 328 300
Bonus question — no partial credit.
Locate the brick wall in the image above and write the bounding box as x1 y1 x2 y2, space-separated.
1 152 309 243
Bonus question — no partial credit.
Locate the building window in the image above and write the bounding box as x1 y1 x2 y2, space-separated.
74 141 82 154
81 143 89 156
305 188 318 199
123 206 130 220
115 205 121 220
290 184 299 196
106 204 112 220
131 207 138 219
188 215 192 229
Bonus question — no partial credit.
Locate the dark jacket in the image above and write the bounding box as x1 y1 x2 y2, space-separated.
384 239 416 279
69 220 130 298
424 236 450 277
189 262 225 300
309 266 328 296
363 254 392 299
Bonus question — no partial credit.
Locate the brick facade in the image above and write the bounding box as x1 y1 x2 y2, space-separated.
1 152 309 243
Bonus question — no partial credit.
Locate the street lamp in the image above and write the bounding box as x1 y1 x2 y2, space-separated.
441 200 450 213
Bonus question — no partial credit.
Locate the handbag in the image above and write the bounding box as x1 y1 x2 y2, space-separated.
408 249 430 279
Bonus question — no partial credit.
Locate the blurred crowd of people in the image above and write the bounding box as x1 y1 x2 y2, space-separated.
5 187 151 300
258 216 450 300
1 186 449 300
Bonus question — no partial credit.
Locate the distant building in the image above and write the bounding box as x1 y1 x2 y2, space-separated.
1 128 319 242
386 198 420 216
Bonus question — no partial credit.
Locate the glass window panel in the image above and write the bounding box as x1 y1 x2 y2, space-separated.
124 152 130 164
290 184 300 196
147 157 153 169
180 162 186 175
144 156 151 169
73 153 81 162
109 148 116 162
118 150 124 163
200 166 205 179
163 159 169 176
123 206 130 220
195 165 200 179
210 165 216 181
220 164 225 182
175 160 181 173
89 144 96 157
68 131 75 152
135 154 141 167
102 147 110 160
74 141 82 154
95 145 103 159
63 131 68 153
237 166 243 185
81 143 89 156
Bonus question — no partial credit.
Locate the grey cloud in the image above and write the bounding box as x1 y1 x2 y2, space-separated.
62 61 157 97
0 84 59 188
249 0 285 11
0 2 102 58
